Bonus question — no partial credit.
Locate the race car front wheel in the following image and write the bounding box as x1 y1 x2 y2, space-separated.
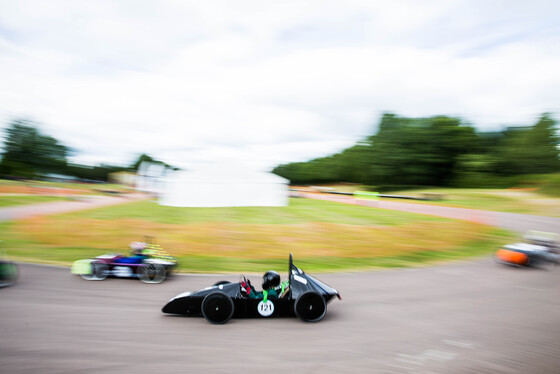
138 263 166 284
81 262 109 281
295 291 327 322
201 292 234 324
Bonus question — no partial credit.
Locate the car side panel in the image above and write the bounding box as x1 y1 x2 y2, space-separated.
162 294 295 318
233 298 294 318
162 295 204 315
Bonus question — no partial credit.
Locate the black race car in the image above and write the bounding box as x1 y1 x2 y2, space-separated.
162 254 341 324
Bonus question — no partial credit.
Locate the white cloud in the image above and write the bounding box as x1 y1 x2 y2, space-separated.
0 0 559 171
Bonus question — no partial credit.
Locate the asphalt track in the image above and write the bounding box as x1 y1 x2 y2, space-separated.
1 194 560 373
2 260 559 374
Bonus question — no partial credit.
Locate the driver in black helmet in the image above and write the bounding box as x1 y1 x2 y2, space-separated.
242 270 284 299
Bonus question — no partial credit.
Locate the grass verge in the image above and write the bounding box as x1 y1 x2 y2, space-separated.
0 198 516 272
0 195 69 207
386 188 560 217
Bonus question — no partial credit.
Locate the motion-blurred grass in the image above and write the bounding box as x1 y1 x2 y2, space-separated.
529 173 560 197
0 195 68 207
306 179 560 217
0 179 131 196
1 198 514 272
387 188 560 217
56 197 450 225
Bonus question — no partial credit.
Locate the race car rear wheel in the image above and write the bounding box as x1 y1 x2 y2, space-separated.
201 292 234 324
138 263 166 284
81 262 109 281
295 291 327 322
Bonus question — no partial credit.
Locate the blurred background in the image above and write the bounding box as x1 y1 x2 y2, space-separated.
0 0 559 172
0 0 559 271
1 3 560 374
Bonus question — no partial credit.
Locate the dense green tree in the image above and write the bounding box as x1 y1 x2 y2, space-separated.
130 153 177 171
334 143 372 183
274 112 560 188
0 119 69 178
367 114 477 186
494 114 560 175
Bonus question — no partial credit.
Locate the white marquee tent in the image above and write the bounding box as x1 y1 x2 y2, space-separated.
158 163 289 207
136 162 168 195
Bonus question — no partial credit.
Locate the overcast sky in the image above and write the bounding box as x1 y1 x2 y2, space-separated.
0 0 559 171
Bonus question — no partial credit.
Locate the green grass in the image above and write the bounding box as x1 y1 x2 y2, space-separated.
526 173 560 197
57 197 448 226
2 227 511 273
315 176 560 216
0 195 68 207
389 188 560 217
0 179 133 195
0 197 516 272
172 227 511 273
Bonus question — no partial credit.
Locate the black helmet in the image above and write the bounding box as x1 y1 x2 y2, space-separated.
262 270 280 290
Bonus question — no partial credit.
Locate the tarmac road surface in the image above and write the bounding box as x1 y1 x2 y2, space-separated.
1 193 559 373
1 261 559 374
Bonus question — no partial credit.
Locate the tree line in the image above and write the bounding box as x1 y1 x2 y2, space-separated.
0 119 174 181
2 114 558 187
272 113 560 189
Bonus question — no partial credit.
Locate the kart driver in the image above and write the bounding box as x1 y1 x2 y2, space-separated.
114 242 150 264
130 241 149 256
242 270 289 300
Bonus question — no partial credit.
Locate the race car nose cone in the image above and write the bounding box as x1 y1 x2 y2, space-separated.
496 249 529 265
